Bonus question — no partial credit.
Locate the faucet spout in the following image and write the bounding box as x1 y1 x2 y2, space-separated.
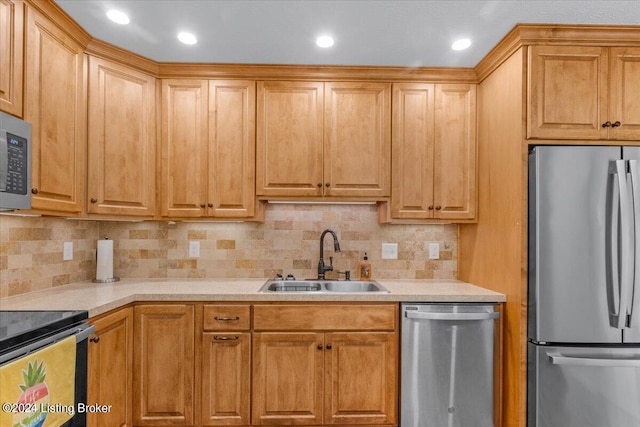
318 229 341 279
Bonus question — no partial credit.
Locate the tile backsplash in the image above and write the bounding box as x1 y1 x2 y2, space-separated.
1 204 457 298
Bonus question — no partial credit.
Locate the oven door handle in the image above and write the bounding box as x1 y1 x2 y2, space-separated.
0 324 95 365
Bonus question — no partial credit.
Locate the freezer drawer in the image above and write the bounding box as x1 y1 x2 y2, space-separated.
401 304 498 427
528 342 640 427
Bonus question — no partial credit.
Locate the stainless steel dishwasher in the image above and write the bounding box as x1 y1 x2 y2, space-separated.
401 303 499 427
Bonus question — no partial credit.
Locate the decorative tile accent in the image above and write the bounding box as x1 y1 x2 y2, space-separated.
0 204 458 298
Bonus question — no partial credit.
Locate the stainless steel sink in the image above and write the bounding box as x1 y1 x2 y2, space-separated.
258 279 389 293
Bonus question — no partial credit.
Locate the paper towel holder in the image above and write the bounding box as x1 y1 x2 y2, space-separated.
93 236 120 283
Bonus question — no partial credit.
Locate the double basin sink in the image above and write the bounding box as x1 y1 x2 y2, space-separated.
258 279 389 293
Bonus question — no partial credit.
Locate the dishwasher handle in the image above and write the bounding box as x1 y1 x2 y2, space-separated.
404 311 499 321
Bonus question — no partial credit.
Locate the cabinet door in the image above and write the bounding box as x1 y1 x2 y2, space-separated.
88 307 133 427
134 305 195 426
609 47 640 140
87 57 156 216
324 82 391 198
161 79 208 217
256 81 324 197
252 332 324 425
202 332 250 426
391 83 435 219
0 0 23 117
433 84 477 220
324 332 397 425
24 6 85 213
208 80 256 217
528 45 608 140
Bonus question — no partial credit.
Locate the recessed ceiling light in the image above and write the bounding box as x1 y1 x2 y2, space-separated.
451 38 472 51
106 9 130 25
316 36 335 48
177 32 197 45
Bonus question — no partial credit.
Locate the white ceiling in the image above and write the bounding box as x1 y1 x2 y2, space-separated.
54 1 640 68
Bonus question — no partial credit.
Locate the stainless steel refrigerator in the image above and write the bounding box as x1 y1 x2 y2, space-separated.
528 145 640 427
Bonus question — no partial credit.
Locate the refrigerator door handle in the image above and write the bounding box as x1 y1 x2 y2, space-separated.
405 311 500 321
547 351 640 368
629 159 640 328
616 160 634 329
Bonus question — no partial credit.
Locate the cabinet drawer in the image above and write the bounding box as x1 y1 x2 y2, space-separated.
203 305 251 331
253 304 397 331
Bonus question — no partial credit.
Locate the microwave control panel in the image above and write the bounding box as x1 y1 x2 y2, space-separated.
0 133 28 195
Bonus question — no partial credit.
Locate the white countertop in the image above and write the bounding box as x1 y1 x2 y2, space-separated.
0 278 505 318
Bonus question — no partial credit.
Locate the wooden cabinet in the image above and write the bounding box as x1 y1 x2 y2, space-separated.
87 56 156 217
201 305 251 426
256 81 391 199
528 45 640 140
252 304 398 426
0 0 23 117
88 307 133 427
23 5 85 213
161 79 256 218
133 304 195 426
389 83 476 221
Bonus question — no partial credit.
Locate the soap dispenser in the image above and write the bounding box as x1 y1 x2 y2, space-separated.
359 252 372 281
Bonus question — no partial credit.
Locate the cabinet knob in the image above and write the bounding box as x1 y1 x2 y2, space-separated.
612 121 621 128
90 198 97 203
317 344 323 350
200 204 206 208
602 121 612 128
90 336 100 343
208 203 213 208
317 183 322 188
31 188 38 194
325 182 330 187
435 206 442 210
428 205 434 210
326 344 332 350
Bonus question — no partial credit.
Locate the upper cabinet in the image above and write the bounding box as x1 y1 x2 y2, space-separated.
23 4 85 214
256 81 391 199
87 56 157 217
161 79 256 219
0 0 23 117
528 45 640 140
389 83 476 221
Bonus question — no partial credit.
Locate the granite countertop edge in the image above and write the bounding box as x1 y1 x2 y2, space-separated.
0 278 506 318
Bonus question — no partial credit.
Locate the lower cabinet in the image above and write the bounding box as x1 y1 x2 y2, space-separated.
252 331 397 426
128 302 398 427
133 304 195 426
88 307 134 427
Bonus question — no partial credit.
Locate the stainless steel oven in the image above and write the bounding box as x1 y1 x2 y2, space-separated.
0 311 94 427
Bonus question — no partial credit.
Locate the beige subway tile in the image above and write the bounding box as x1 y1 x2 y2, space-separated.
217 240 236 249
8 254 32 270
188 229 207 240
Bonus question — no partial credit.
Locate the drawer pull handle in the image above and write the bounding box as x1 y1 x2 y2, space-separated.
214 316 240 321
213 335 239 341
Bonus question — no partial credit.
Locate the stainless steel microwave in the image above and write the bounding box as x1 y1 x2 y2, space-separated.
0 112 31 210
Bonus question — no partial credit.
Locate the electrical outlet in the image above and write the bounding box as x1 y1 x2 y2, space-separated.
381 243 398 260
63 241 73 260
428 243 440 260
189 241 200 258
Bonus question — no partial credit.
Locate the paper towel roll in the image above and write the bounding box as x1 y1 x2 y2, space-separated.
96 239 114 281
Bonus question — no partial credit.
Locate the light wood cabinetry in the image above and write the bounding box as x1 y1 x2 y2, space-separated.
88 307 133 427
201 305 251 426
389 83 476 221
528 45 640 140
87 56 156 217
0 0 23 117
252 304 398 426
133 304 195 426
23 4 85 213
161 79 256 218
256 81 391 199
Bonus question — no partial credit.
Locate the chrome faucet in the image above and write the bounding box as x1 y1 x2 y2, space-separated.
318 229 341 279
